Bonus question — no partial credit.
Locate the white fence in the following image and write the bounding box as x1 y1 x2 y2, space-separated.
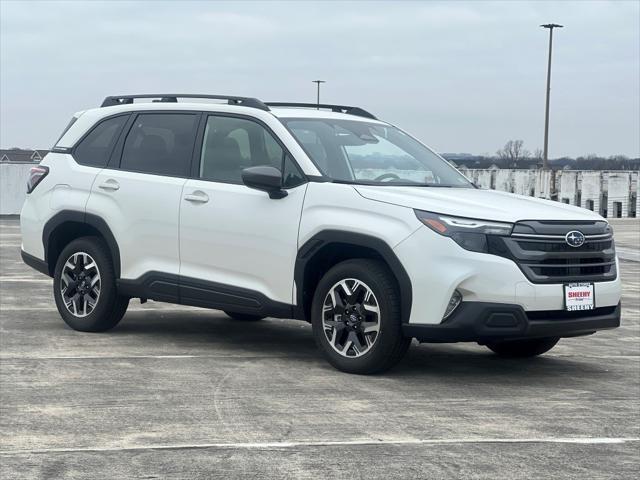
0 163 34 215
461 169 639 218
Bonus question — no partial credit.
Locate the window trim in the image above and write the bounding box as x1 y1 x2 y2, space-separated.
192 112 308 189
70 113 131 168
111 110 203 179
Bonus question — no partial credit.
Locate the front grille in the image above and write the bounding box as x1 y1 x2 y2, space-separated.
489 220 617 284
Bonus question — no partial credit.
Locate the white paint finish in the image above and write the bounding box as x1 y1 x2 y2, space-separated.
354 184 603 223
298 182 421 248
86 169 186 279
19 153 101 259
179 180 307 304
394 226 622 324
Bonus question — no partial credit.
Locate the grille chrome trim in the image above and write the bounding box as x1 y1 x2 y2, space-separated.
489 221 617 284
511 233 613 241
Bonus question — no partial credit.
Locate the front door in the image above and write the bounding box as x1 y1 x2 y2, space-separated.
179 114 307 312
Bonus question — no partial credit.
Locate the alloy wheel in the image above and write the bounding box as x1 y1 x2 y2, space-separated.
322 278 381 358
60 252 101 317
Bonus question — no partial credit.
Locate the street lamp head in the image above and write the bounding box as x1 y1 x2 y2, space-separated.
540 23 564 29
312 80 326 84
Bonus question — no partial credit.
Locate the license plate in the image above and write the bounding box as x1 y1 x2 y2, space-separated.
564 282 595 311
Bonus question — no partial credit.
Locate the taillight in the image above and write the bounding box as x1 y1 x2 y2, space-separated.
27 165 49 193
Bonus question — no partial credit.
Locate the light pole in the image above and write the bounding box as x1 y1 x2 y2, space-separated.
540 23 563 170
312 80 325 109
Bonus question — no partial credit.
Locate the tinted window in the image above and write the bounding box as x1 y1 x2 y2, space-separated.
74 115 127 167
200 116 284 184
283 155 305 188
120 114 198 176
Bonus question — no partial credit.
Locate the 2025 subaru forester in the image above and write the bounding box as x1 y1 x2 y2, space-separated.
21 94 621 374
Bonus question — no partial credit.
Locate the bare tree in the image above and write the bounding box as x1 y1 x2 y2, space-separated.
496 140 530 167
533 148 543 161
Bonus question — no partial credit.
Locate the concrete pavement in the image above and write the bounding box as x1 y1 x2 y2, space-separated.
1 217 639 479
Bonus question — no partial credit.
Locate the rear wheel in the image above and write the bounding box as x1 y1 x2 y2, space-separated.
53 237 129 332
224 311 265 322
486 337 560 358
311 259 410 374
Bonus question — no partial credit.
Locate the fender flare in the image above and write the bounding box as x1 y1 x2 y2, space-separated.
294 230 413 324
42 210 121 277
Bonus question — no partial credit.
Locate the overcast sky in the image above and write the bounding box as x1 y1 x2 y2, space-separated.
1 0 638 157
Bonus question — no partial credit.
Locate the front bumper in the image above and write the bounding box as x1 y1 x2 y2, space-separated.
403 301 621 343
393 225 622 324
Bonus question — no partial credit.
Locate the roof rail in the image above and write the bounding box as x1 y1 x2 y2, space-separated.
100 94 270 111
265 102 377 120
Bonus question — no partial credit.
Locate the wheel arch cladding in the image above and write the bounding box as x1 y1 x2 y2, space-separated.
42 210 121 277
294 230 412 323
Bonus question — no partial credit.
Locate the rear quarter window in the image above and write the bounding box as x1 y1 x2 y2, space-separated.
73 116 128 167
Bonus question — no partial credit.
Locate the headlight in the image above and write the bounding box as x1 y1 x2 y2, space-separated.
414 210 513 253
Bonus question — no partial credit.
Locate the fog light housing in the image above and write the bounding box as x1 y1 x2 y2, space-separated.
443 290 462 320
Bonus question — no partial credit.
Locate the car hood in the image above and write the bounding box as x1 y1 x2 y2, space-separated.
353 186 604 223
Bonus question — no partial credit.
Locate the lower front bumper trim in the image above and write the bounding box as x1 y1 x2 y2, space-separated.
403 301 620 343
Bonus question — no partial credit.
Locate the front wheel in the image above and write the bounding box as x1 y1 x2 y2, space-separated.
486 337 560 358
311 259 411 374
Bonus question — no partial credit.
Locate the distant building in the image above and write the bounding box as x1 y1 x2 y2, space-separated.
0 148 48 163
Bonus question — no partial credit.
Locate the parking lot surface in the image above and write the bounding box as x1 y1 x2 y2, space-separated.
1 217 639 479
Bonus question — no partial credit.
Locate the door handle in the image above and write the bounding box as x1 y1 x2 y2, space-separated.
184 191 209 203
98 179 120 191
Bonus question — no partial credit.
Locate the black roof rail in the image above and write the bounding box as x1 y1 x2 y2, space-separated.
100 94 270 111
265 102 377 120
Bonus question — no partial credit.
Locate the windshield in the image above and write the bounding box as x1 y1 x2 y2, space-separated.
281 118 472 187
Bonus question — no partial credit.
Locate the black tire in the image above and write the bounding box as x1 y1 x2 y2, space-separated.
224 311 265 322
486 337 560 358
311 259 411 374
53 236 129 332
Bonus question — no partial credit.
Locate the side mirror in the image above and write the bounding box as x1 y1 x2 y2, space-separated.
241 166 287 199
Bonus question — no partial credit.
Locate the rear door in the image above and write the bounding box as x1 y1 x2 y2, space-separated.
86 112 200 288
179 114 307 310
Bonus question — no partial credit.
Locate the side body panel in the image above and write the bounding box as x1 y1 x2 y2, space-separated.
85 169 186 280
297 182 422 248
20 153 100 260
179 180 308 304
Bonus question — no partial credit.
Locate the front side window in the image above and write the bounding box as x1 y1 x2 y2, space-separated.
199 115 305 187
282 118 472 187
74 115 127 167
120 113 198 176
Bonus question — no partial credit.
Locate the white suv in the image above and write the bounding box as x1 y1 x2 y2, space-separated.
21 94 622 373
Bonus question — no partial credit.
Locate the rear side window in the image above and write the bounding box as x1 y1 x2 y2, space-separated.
120 113 198 176
73 116 127 167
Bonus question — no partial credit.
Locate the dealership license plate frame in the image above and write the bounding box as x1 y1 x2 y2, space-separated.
563 282 595 311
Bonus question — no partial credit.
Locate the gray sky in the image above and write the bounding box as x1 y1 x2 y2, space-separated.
1 0 639 157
